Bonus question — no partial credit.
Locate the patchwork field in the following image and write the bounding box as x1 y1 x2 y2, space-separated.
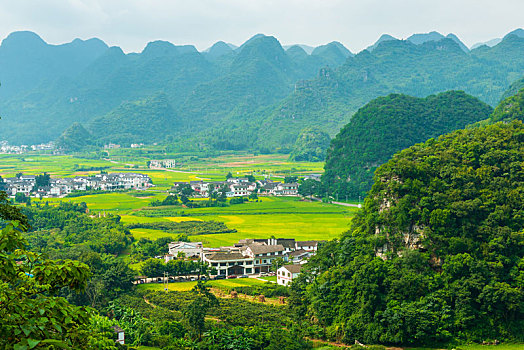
0 151 324 189
126 197 355 246
1 152 353 247
28 195 355 247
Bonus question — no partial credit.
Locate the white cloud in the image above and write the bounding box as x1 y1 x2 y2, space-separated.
0 0 522 52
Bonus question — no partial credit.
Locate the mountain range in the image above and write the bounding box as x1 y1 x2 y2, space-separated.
0 29 523 152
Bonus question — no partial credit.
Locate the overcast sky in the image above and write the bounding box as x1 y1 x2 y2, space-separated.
0 0 523 53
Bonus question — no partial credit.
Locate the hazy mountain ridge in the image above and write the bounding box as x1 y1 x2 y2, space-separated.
0 31 347 144
0 29 523 150
253 33 524 150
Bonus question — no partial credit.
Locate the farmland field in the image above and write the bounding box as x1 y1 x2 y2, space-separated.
1 152 353 247
136 277 271 292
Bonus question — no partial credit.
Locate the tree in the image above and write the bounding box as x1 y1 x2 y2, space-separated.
298 179 321 198
226 172 233 180
179 184 194 197
185 282 218 340
284 176 298 183
0 221 116 349
0 191 28 227
35 172 51 188
247 174 256 182
14 192 29 204
218 185 228 202
141 258 165 277
271 257 285 272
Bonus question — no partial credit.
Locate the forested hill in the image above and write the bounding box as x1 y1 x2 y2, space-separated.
0 30 523 151
489 87 524 124
290 121 524 345
254 33 524 150
321 91 493 198
0 32 348 145
500 76 524 101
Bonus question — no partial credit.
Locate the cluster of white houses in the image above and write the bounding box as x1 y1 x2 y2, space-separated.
149 159 176 169
165 238 320 284
172 177 299 198
0 141 56 154
1 173 152 198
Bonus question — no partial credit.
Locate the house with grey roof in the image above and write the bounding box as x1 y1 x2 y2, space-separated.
277 264 302 286
243 243 285 273
202 251 255 276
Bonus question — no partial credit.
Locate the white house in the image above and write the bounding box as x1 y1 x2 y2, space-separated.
243 243 285 273
296 241 319 252
277 264 302 286
202 251 254 276
168 241 203 258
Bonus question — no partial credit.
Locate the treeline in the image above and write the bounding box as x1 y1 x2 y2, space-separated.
125 220 237 235
23 201 132 255
150 193 258 208
139 258 208 277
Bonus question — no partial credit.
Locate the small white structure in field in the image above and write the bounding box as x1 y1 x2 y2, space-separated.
168 241 203 259
277 264 302 286
112 325 125 345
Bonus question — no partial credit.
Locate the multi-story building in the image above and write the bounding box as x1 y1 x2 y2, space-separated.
242 243 285 273
202 251 255 276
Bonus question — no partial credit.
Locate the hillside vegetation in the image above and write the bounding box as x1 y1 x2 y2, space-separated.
321 91 493 198
0 32 347 146
291 121 524 345
490 87 524 123
289 127 331 162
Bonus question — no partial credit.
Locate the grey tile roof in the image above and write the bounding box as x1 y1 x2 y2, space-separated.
282 264 302 274
247 243 284 254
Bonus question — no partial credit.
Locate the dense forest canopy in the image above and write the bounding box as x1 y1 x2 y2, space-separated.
291 121 524 345
321 90 493 199
490 87 524 124
288 126 331 162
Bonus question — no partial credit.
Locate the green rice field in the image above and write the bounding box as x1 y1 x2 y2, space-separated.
1 152 353 247
136 277 271 292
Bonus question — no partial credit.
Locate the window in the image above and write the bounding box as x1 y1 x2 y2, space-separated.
263 260 267 264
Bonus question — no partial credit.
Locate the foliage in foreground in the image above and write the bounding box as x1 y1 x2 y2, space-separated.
0 221 117 349
291 122 524 345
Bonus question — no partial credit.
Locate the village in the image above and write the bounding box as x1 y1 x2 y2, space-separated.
172 176 302 198
0 172 152 198
146 237 320 287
